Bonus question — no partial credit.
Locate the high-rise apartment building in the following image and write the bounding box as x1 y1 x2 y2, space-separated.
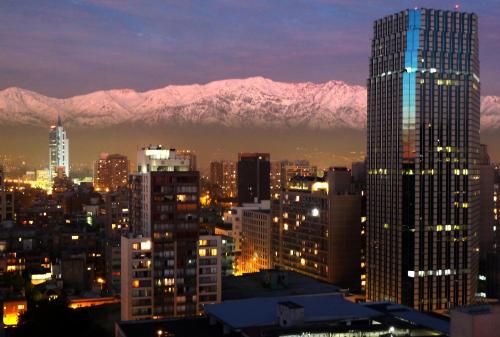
241 209 272 273
121 236 153 321
367 9 480 310
94 153 129 192
209 161 237 199
237 153 270 204
49 116 69 179
197 235 222 312
127 146 200 318
276 169 361 289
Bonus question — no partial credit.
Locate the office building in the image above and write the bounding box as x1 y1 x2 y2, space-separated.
237 153 270 203
240 209 272 273
94 153 129 192
49 116 69 179
209 161 237 199
197 235 222 312
367 9 480 310
128 146 200 318
121 236 153 321
277 169 361 289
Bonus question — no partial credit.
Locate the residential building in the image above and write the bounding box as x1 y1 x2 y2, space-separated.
209 161 237 200
367 9 480 310
121 236 153 321
94 153 129 192
197 235 222 312
128 146 200 318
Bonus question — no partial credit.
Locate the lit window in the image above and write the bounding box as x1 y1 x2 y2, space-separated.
71 235 79 240
311 208 320 217
141 241 151 250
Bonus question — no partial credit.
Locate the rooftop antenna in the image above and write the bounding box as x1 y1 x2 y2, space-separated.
454 3 460 11
57 114 62 126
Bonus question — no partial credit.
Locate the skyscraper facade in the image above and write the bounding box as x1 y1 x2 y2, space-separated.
49 116 69 179
367 9 480 310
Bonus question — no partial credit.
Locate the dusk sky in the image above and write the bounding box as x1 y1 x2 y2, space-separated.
1 0 499 97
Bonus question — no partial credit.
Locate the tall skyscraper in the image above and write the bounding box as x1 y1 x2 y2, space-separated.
94 153 130 192
237 153 270 204
367 9 480 310
49 116 69 179
127 146 200 318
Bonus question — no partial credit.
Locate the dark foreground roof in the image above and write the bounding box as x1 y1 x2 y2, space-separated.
116 316 239 337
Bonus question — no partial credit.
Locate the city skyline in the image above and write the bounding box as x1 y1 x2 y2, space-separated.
1 3 500 337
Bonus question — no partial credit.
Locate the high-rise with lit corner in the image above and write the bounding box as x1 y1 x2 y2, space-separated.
128 146 200 318
367 9 480 310
48 115 69 179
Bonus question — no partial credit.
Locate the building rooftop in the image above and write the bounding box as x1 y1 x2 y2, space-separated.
222 269 340 301
205 293 381 329
205 295 450 337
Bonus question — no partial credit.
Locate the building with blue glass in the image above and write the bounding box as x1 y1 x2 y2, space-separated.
367 9 480 311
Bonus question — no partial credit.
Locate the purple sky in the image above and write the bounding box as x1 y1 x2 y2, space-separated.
1 0 499 97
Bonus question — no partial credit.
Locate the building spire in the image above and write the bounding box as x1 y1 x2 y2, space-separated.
57 114 62 127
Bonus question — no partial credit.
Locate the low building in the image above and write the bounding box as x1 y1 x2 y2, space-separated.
205 294 450 337
450 305 500 337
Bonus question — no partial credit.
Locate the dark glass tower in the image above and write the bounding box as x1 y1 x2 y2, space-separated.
367 9 480 311
237 153 271 203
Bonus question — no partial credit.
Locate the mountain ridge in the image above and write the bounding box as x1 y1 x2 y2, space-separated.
1 77 499 130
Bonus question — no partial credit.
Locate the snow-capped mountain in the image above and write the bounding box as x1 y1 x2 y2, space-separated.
0 77 498 130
